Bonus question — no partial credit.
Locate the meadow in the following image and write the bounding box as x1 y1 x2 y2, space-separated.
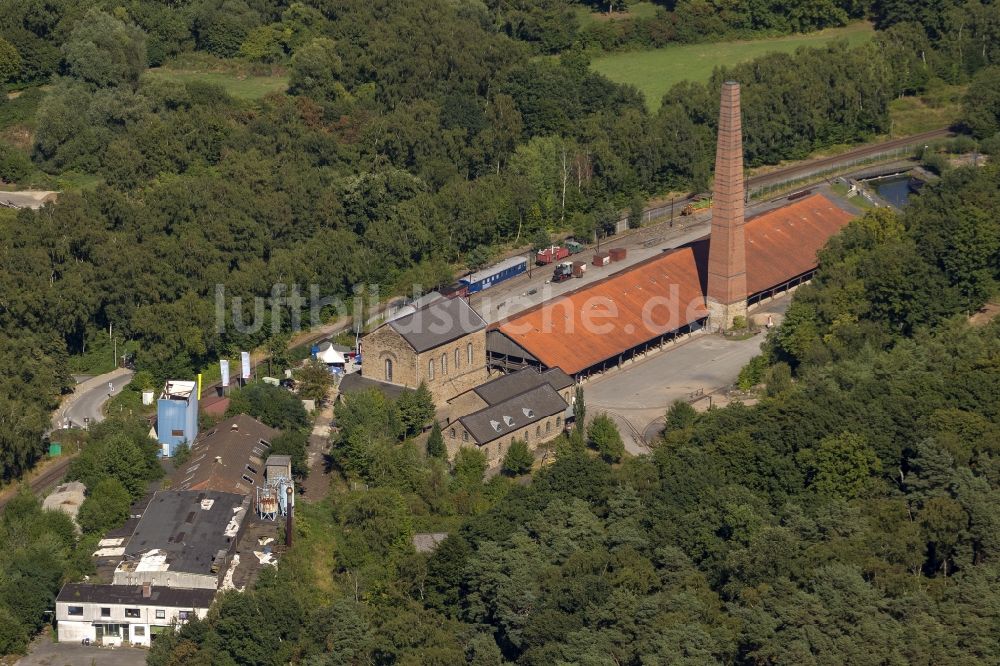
591 22 875 111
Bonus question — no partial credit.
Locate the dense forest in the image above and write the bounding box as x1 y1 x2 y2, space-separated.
142 163 1000 663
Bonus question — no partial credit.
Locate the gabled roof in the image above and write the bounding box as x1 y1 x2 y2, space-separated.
745 193 854 294
459 384 567 445
494 194 854 375
171 414 278 496
495 243 709 375
57 583 216 609
386 297 486 353
474 367 574 406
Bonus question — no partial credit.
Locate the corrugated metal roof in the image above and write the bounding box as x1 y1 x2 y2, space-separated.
496 194 853 375
171 414 278 496
459 384 567 445
387 297 486 353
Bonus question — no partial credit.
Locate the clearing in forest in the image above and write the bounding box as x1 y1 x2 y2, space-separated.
591 22 875 111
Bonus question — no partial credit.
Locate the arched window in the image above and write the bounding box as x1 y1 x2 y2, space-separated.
546 421 551 433
467 343 473 364
525 430 530 441
556 416 562 428
536 425 542 437
455 348 460 369
428 358 434 380
442 354 448 375
449 428 456 439
385 358 393 383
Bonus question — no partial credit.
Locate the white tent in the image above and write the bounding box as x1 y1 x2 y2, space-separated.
316 342 346 365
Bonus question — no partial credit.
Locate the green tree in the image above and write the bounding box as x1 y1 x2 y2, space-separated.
502 439 533 476
628 193 646 229
62 9 147 89
76 477 131 534
227 383 309 431
587 413 624 463
963 66 1000 138
804 432 880 499
452 447 487 487
398 382 435 438
0 38 21 84
664 399 698 433
426 421 446 458
294 359 334 404
289 37 347 103
270 430 309 478
573 385 585 432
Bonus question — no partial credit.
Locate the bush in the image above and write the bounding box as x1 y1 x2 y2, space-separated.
501 439 533 476
270 430 309 478
738 354 768 391
0 145 31 184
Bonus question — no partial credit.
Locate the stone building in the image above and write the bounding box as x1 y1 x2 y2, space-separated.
446 381 570 466
361 297 488 404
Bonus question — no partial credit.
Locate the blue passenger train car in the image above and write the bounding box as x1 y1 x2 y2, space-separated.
460 257 528 294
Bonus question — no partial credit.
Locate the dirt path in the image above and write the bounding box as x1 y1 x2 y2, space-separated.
300 399 334 502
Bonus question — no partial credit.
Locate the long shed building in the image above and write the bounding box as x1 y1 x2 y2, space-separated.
487 194 855 378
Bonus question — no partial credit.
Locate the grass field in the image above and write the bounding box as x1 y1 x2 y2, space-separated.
144 68 289 100
591 22 875 111
888 83 965 136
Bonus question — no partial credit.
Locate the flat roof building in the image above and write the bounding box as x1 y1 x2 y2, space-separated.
113 490 248 590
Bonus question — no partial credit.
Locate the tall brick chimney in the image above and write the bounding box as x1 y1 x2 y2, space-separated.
706 81 748 330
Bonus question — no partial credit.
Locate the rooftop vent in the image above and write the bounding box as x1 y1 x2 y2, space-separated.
200 498 215 510
522 408 534 418
215 456 222 464
503 415 514 427
490 419 502 432
230 423 239 431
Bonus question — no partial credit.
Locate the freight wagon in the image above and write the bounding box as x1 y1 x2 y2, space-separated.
460 256 528 294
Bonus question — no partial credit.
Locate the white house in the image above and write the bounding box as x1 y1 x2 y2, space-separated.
56 583 214 647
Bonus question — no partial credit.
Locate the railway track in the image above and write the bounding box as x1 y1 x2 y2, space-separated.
642 127 953 219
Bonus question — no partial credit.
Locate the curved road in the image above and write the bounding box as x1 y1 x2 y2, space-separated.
51 368 133 430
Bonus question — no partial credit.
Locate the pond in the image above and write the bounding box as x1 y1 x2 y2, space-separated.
868 175 922 208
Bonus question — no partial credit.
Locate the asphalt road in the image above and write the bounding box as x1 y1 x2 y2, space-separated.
53 368 134 430
584 293 793 454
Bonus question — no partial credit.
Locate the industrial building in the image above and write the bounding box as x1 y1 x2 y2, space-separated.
112 490 248 590
156 380 199 456
486 82 855 379
360 296 489 404
170 414 279 496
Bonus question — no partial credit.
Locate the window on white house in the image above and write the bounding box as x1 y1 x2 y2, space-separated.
125 608 140 618
100 607 111 617
155 610 165 620
133 626 146 637
68 606 83 616
178 611 191 621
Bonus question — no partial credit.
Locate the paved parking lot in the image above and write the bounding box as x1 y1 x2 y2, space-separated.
583 293 793 452
16 637 147 666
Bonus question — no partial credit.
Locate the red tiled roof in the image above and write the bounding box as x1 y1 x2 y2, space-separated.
495 194 853 374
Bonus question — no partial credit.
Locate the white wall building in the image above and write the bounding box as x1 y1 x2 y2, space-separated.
56 584 214 647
